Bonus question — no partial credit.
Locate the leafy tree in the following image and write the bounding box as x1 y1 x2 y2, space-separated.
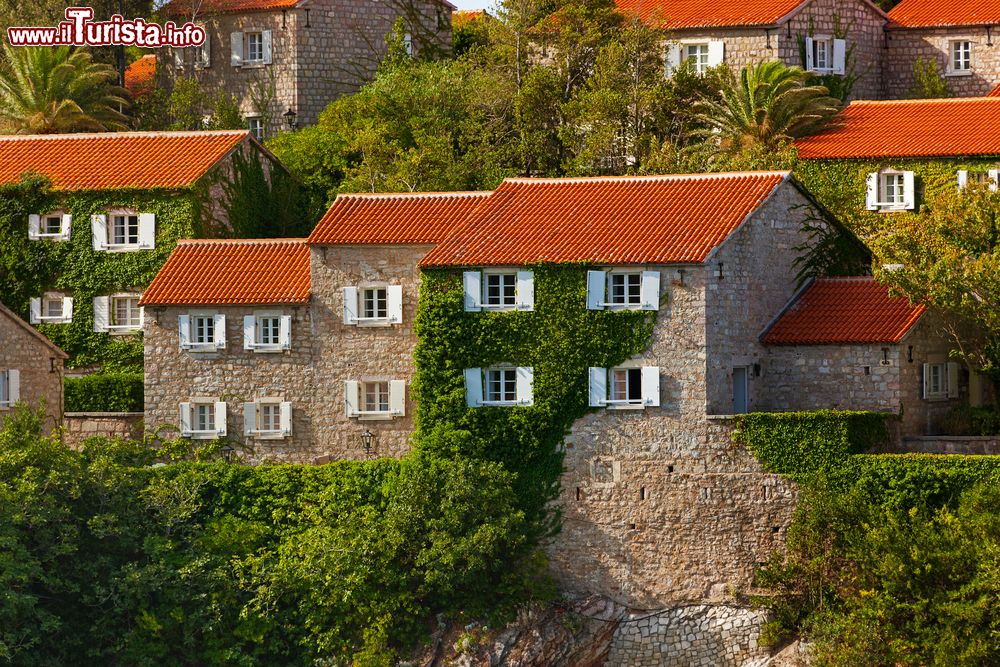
908 57 952 99
0 44 129 133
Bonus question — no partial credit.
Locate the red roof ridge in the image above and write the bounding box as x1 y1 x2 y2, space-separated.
335 190 492 199
502 170 792 185
0 129 249 142
846 96 1000 106
175 237 307 244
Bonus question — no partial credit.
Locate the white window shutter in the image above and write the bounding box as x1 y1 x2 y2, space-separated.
91 214 107 250
516 366 534 406
707 40 725 66
804 36 815 70
989 169 999 192
230 31 243 65
138 213 155 249
901 171 916 210
345 380 360 417
664 43 682 76
832 38 846 74
178 314 191 349
587 270 606 310
215 401 227 436
262 30 273 64
464 368 482 407
588 367 607 407
7 369 19 403
243 401 256 435
279 315 292 349
463 271 482 312
28 214 40 240
179 402 192 436
62 297 73 323
173 47 184 69
640 271 660 311
243 315 256 350
213 314 226 349
641 366 661 407
29 298 41 324
343 286 359 324
947 362 960 399
201 32 211 66
60 213 72 241
922 363 931 399
389 380 406 416
93 296 109 332
280 401 292 435
516 271 534 311
387 285 403 323
139 305 145 328
957 169 968 191
865 173 879 210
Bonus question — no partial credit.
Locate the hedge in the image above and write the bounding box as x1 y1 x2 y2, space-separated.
64 372 144 412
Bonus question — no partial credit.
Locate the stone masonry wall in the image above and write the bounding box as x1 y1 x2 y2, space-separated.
885 27 1000 99
897 312 968 437
62 412 144 449
0 310 64 433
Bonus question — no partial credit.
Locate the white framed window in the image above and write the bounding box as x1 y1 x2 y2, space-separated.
344 379 406 419
462 270 534 312
805 37 846 74
464 366 533 407
93 293 142 333
865 170 915 211
686 43 710 73
588 366 660 408
178 313 226 351
230 30 272 67
247 116 263 140
91 211 154 251
0 370 19 409
179 399 227 438
193 30 210 67
247 32 264 63
957 169 999 192
243 313 291 351
665 40 723 76
30 293 73 324
243 399 292 438
28 210 71 241
343 285 403 325
948 40 972 75
923 361 959 400
404 31 413 57
586 270 660 311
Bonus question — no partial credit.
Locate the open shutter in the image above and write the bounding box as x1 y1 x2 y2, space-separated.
60 213 72 241
178 314 191 349
989 169 999 192
707 40 725 67
28 214 40 240
230 31 243 65
29 298 41 324
280 401 292 435
865 173 879 210
664 43 682 76
62 297 73 323
588 367 607 407
641 367 661 407
587 270 606 310
902 171 916 210
957 170 968 190
213 314 226 349
261 30 273 64
463 272 482 312
138 213 155 249
832 38 846 74
243 401 256 435
343 287 359 324
173 47 183 69
7 369 19 403
215 401 227 436
464 368 482 407
516 271 534 311
387 285 403 323
516 366 534 406
804 36 815 70
279 315 291 349
179 402 192 436
389 380 406 416
640 271 660 311
91 214 107 250
921 363 931 399
345 380 360 417
947 362 960 399
200 32 211 67
243 315 256 350
93 296 109 332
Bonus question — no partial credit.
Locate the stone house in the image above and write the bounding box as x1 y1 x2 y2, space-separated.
884 0 1000 98
159 0 455 138
0 302 67 432
615 0 889 99
0 130 288 370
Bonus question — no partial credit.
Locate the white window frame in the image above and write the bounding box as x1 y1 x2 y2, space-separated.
957 168 999 192
108 293 143 333
28 210 71 241
30 292 73 325
0 369 19 409
588 365 660 409
193 29 210 68
243 398 292 438
110 210 140 247
685 42 710 74
586 269 660 311
243 312 291 352
343 285 403 325
866 170 915 211
923 361 959 401
178 313 226 351
462 270 534 312
482 271 518 309
92 209 155 251
464 366 534 407
344 379 406 419
247 116 264 140
179 399 227 439
245 31 264 64
948 40 972 76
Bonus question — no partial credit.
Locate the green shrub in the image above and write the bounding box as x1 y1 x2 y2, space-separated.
940 405 1000 436
64 372 144 412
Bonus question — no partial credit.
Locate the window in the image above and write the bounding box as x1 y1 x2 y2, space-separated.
193 315 214 344
0 371 7 408
923 361 958 400
195 403 216 432
91 212 154 251
587 270 659 310
243 313 290 351
866 171 914 211
588 366 660 408
462 271 534 312
364 381 390 413
484 273 517 308
343 286 403 324
404 31 413 57
813 38 831 71
180 400 226 438
950 40 971 74
685 43 710 73
609 273 642 306
30 293 72 324
179 313 226 350
464 366 534 407
193 31 210 67
957 169 999 191
42 214 61 235
111 213 139 246
246 32 264 63
0 370 17 408
486 368 517 403
344 380 406 418
882 173 905 207
244 400 292 437
611 368 643 403
259 403 280 432
247 116 263 140
29 211 70 241
363 288 388 320
231 30 271 67
258 316 280 346
111 296 141 330
43 295 63 320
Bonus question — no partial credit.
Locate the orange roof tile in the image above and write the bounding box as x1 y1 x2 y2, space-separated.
453 9 488 28
420 172 789 267
161 0 301 16
796 98 1000 159
614 0 805 28
762 277 927 345
124 55 156 98
139 239 311 306
888 0 1000 27
307 191 492 245
990 82 1000 98
0 130 249 191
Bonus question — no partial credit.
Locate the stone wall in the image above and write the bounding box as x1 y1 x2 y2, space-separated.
62 412 144 449
897 311 968 437
885 27 1000 99
0 309 64 433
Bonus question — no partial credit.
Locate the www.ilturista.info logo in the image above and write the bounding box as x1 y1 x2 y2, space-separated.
7 7 205 47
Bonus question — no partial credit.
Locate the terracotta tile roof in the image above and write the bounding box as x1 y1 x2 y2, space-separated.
124 55 156 98
420 172 789 267
307 191 492 245
161 0 301 16
990 82 1000 98
762 277 927 345
453 9 488 28
888 0 1000 27
796 98 1000 159
0 130 249 191
614 0 806 28
139 239 311 306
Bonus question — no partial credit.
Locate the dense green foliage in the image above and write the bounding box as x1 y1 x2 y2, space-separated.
64 372 144 412
942 405 1000 436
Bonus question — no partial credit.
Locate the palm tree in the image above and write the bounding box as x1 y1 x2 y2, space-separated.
695 60 841 154
0 44 129 134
